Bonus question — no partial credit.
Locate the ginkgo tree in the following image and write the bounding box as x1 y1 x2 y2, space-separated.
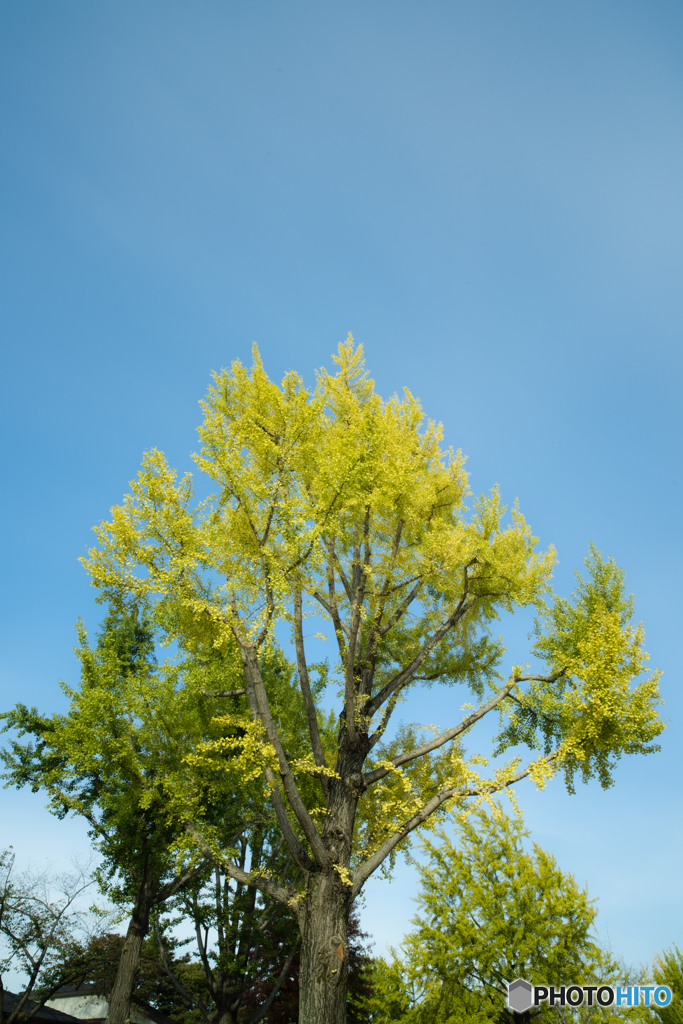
82 339 663 1024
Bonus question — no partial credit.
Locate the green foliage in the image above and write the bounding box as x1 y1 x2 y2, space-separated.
1 604 322 1023
652 946 683 1023
3 608 206 899
3 342 665 1024
0 605 312 896
361 809 617 1024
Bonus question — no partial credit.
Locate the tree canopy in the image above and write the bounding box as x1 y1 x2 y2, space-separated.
47 339 664 1023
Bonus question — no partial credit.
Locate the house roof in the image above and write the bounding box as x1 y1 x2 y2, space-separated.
44 989 104 1000
44 987 158 1024
2 992 84 1024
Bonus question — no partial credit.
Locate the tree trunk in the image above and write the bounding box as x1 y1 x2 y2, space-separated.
297 868 352 1024
107 861 156 1024
215 1005 239 1024
212 978 242 1024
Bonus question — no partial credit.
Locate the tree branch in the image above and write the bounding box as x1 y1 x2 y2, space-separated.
367 689 402 750
351 749 561 897
311 591 350 640
180 820 301 907
363 677 519 785
325 536 353 604
366 597 476 718
293 589 329 781
236 642 329 867
342 510 372 745
154 855 212 906
377 577 424 638
201 689 247 698
153 912 212 1019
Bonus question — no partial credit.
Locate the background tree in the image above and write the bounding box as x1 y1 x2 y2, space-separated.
80 340 663 1024
362 808 612 1023
652 947 683 1024
239 901 373 1024
0 849 109 1024
153 839 301 1024
40 925 222 1024
1 607 233 1024
148 639 335 1024
2 609 317 1024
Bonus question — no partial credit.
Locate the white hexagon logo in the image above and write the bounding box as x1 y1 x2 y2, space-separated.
507 978 534 1013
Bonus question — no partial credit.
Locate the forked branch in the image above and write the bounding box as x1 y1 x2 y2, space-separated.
366 596 476 717
364 671 567 784
240 646 330 868
363 677 519 785
351 748 561 896
293 589 329 780
201 688 247 698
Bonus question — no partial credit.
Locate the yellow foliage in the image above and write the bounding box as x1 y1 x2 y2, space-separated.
78 340 663 888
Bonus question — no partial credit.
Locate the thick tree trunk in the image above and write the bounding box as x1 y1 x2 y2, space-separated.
293 731 367 1024
215 1005 239 1024
107 861 156 1024
212 978 243 1024
297 868 352 1024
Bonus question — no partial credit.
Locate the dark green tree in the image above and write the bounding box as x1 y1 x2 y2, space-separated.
2 606 322 1024
2 606 230 1024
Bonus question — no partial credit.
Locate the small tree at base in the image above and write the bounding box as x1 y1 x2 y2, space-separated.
1 612 312 1024
363 808 612 1023
652 946 683 1024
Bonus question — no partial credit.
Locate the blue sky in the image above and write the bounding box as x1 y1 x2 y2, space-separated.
1 0 682 973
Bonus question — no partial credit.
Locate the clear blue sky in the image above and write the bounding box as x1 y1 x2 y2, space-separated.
1 0 682 972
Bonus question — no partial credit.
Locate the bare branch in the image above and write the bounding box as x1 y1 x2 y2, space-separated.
366 597 475 718
268 784 317 873
377 577 424 638
239 645 329 868
364 677 519 785
311 591 350 639
179 819 301 907
253 572 276 649
367 558 482 717
360 518 405 669
153 911 212 1018
201 688 247 698
342 509 372 745
325 535 353 603
293 589 329 780
155 855 213 905
367 689 402 750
